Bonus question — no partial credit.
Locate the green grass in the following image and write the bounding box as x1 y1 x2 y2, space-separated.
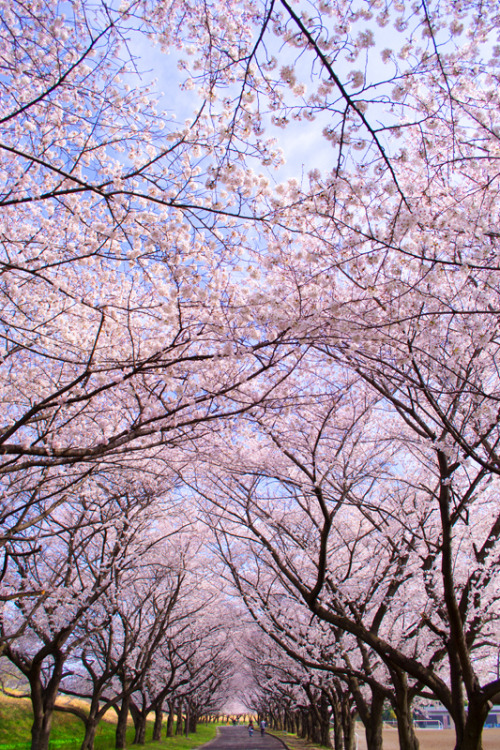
0 695 34 744
0 693 218 750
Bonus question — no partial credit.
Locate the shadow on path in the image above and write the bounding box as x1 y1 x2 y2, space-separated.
201 726 286 750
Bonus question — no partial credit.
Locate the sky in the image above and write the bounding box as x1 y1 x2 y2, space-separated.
125 20 337 187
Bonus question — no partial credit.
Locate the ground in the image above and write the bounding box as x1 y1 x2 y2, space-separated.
355 726 500 750
271 725 500 750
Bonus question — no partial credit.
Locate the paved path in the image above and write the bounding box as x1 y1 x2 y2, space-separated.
202 726 286 750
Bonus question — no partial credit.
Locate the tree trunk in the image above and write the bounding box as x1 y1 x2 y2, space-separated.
299 708 308 739
294 710 302 736
448 640 467 747
391 669 419 750
436 459 487 750
303 684 328 746
456 697 490 750
115 694 129 750
30 715 54 750
341 700 355 750
80 719 99 750
310 707 322 745
189 709 197 733
303 711 311 742
320 690 333 748
153 707 163 741
79 689 105 750
166 703 175 737
328 691 342 750
175 701 184 735
133 713 147 745
363 691 384 750
29 653 64 750
285 709 294 734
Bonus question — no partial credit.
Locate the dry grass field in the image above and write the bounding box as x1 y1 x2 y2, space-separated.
355 726 500 750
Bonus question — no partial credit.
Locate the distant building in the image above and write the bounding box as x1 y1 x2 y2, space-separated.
424 705 500 729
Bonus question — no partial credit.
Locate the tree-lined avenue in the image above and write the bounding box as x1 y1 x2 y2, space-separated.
0 2 499 750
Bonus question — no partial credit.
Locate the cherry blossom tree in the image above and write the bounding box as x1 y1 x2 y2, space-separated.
0 480 161 750
61 542 187 750
150 3 500 748
56 516 238 750
0 0 298 559
3 5 500 750
125 554 231 744
189 362 500 750
0 12 304 721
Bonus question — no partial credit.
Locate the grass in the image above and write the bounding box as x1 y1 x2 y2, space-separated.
0 693 218 750
145 726 217 750
267 730 324 750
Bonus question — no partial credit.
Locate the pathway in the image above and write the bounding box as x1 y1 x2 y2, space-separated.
202 726 287 750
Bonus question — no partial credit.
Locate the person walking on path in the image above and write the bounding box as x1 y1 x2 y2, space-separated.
260 720 266 736
248 721 254 737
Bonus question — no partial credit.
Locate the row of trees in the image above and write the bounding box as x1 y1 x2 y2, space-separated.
1 476 237 750
0 2 499 750
172 1 500 748
189 363 500 750
0 2 287 744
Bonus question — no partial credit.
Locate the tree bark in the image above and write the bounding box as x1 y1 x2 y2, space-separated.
300 708 308 741
391 669 419 750
175 701 184 735
457 696 490 750
347 677 384 750
327 686 341 750
29 652 65 750
80 719 99 750
341 699 355 750
294 710 302 737
363 690 384 750
153 707 163 741
133 713 147 745
310 707 322 745
320 690 333 748
115 694 129 750
166 702 175 737
189 708 197 733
